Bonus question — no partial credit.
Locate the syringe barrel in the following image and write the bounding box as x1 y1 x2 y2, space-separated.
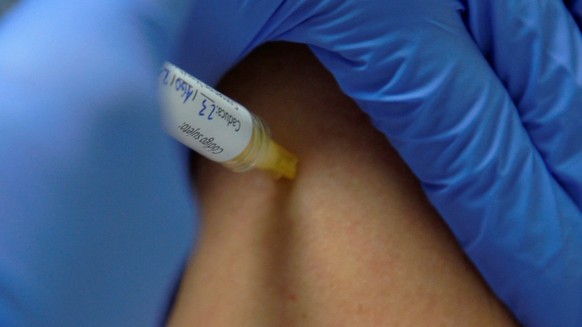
159 62 297 179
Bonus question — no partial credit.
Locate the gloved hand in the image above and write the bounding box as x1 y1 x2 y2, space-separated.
173 1 582 326
0 1 197 326
3 0 582 326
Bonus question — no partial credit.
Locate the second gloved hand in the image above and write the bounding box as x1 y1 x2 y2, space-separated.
174 1 582 326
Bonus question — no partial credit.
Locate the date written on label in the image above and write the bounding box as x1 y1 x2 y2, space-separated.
160 67 242 133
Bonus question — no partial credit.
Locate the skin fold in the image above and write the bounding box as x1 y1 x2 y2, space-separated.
167 43 518 326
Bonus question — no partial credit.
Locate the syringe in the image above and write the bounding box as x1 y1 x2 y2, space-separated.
159 62 298 179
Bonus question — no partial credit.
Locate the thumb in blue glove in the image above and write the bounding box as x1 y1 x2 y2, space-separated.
0 1 197 326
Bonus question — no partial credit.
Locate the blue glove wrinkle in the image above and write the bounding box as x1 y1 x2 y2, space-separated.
565 0 582 28
465 0 582 210
240 0 582 325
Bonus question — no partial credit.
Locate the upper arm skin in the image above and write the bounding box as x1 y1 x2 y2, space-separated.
167 43 518 327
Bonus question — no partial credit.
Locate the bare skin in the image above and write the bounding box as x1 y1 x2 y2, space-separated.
167 43 518 327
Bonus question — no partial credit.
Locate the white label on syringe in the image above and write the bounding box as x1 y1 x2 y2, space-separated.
159 62 253 162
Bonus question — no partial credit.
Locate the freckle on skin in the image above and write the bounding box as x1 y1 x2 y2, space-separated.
287 292 297 302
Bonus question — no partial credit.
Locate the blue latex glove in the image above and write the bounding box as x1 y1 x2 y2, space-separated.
0 1 196 326
173 1 582 326
3 0 582 326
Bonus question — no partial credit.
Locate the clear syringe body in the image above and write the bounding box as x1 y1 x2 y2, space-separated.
158 62 297 179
